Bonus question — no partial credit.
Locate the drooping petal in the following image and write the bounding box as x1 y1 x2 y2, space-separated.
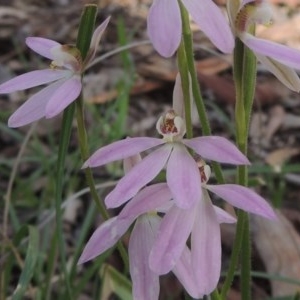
213 205 237 224
167 144 202 208
83 137 164 168
255 53 300 92
149 205 196 274
0 69 70 93
173 247 203 299
129 215 160 300
183 136 250 165
191 191 221 295
242 33 300 70
206 184 277 219
45 75 82 118
147 0 181 57
26 37 61 60
182 0 234 53
78 216 133 264
105 144 172 208
7 80 64 127
119 183 172 220
85 16 111 64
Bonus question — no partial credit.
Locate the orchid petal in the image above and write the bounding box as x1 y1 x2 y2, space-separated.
0 69 70 93
129 215 160 300
7 80 64 127
26 37 61 60
206 184 277 219
242 33 300 70
147 0 181 57
149 205 196 274
167 144 202 208
182 0 234 53
45 76 82 118
191 191 221 295
213 205 237 224
78 217 133 264
183 136 250 165
172 73 185 118
83 137 164 168
255 53 300 92
105 144 172 208
86 16 110 64
173 247 203 299
119 183 172 220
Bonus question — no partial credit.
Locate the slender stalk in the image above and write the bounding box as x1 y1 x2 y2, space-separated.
75 96 129 269
178 0 224 184
221 36 256 299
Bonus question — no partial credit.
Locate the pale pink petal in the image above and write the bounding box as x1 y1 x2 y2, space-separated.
206 184 277 219
0 69 70 93
167 144 202 208
105 144 172 208
149 205 196 274
173 247 203 299
7 80 64 128
191 192 221 295
129 215 160 300
147 0 181 57
183 136 250 165
26 37 61 60
182 0 234 53
83 137 164 168
242 33 300 70
119 183 172 220
213 205 237 224
45 76 82 118
255 53 300 92
172 73 184 118
78 217 133 264
86 16 111 64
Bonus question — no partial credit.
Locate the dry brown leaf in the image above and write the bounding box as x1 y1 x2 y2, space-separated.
265 148 300 172
195 56 231 75
253 211 300 297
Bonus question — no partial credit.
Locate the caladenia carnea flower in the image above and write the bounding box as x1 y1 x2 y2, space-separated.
229 0 300 91
0 17 110 127
83 110 250 210
79 155 237 299
147 0 234 57
149 158 277 297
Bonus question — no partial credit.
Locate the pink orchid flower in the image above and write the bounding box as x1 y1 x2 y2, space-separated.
149 159 276 296
0 17 110 127
147 0 234 57
79 155 236 299
229 0 300 91
83 75 249 210
83 111 249 210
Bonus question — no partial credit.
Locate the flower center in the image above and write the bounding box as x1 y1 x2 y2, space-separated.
156 110 186 142
50 44 83 72
235 0 272 33
196 158 211 184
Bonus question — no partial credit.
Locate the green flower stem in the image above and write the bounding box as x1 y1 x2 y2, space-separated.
178 0 224 184
53 6 100 298
177 40 193 139
74 5 129 270
75 96 129 270
221 37 257 300
55 104 76 299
